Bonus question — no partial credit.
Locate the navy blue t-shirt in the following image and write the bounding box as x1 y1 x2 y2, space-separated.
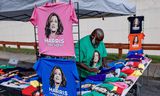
128 16 144 34
33 58 79 96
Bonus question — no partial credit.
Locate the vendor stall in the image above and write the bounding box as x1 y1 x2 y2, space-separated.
0 0 138 96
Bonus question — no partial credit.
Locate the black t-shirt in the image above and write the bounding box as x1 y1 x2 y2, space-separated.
128 16 144 34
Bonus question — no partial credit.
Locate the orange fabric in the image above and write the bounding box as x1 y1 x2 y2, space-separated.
128 33 145 50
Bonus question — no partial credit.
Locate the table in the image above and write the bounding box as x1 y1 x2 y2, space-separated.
121 60 152 96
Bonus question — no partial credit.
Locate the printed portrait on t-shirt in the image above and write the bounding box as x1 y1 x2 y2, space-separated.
0 79 29 89
92 85 110 95
81 83 93 89
132 18 140 31
132 35 139 47
44 12 65 48
90 50 100 68
128 16 144 34
45 12 64 39
49 66 67 91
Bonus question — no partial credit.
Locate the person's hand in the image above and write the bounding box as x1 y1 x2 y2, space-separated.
89 68 100 73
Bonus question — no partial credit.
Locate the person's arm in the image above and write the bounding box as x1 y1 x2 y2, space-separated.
102 57 107 67
76 62 100 73
101 42 108 68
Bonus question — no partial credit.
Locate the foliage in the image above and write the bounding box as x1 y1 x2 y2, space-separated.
0 47 36 55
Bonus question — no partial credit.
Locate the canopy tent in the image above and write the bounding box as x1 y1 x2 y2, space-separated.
0 0 136 22
0 0 52 21
61 0 136 18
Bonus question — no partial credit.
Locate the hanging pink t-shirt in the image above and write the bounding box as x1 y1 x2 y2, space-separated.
30 2 78 56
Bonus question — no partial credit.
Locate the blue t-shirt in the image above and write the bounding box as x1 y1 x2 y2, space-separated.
33 58 79 96
127 49 143 56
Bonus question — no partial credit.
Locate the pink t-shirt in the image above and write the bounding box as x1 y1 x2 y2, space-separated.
111 82 128 89
30 2 78 56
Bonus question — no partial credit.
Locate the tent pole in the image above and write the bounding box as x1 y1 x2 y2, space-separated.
34 26 39 60
76 2 82 96
51 0 57 3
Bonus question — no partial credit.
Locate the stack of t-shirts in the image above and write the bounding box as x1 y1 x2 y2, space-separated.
78 51 151 95
0 64 16 69
16 68 38 82
22 80 43 96
0 70 19 83
0 78 30 89
82 77 129 96
0 65 16 75
127 49 143 56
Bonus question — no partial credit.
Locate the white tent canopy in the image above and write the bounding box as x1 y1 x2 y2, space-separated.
0 0 52 21
61 0 136 18
0 0 136 22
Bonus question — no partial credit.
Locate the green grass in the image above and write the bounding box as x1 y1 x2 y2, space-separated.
106 53 128 60
147 55 160 63
0 47 159 63
107 53 160 63
0 47 36 55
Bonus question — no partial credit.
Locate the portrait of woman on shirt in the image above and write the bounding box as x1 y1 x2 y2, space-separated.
90 50 101 68
49 66 67 90
132 18 140 31
132 36 139 47
45 12 64 39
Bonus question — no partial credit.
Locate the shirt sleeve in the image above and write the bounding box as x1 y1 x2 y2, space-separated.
140 33 145 40
70 3 78 23
102 42 107 57
75 41 84 62
30 7 38 26
33 58 43 78
128 34 131 41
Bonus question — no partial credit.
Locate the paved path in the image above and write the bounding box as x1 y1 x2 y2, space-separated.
143 63 160 78
0 51 36 63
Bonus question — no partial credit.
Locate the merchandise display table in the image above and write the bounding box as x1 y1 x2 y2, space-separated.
121 60 152 96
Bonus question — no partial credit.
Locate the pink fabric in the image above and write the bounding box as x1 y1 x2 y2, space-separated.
126 76 137 81
142 57 151 64
30 2 78 56
111 82 128 89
